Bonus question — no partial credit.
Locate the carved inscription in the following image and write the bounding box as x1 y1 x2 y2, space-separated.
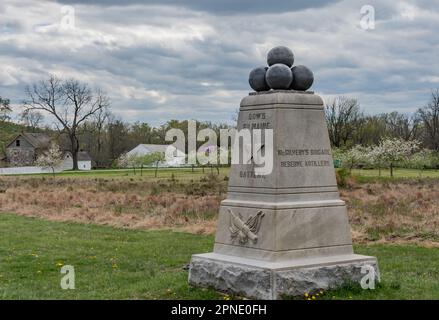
239 170 266 179
278 149 331 156
242 112 271 130
238 112 271 179
279 148 332 168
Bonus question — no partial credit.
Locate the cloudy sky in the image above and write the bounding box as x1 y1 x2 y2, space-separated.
0 0 438 126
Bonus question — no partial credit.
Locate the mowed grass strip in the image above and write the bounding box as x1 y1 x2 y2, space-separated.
1 214 439 299
5 167 439 180
3 167 230 180
351 168 439 179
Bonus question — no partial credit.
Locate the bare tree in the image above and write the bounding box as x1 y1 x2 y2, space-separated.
417 89 439 151
20 109 44 131
382 111 419 141
79 107 111 167
325 96 363 148
107 116 129 164
353 115 387 146
0 96 12 121
24 75 110 170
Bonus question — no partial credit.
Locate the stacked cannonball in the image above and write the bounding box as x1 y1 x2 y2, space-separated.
248 46 314 92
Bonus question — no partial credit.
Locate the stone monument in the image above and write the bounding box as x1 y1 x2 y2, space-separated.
188 46 379 299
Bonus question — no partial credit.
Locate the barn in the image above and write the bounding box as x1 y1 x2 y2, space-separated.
3 132 92 171
5 132 50 166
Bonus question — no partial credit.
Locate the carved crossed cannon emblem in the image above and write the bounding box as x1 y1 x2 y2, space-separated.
228 209 265 245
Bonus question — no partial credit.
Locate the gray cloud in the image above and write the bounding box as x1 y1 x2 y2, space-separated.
53 0 339 15
0 0 438 126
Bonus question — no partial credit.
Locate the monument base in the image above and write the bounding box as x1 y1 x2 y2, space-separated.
188 253 379 300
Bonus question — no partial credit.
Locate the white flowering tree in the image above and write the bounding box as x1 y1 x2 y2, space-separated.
407 149 438 177
35 143 63 177
117 152 164 176
136 152 165 177
369 138 420 177
117 152 137 174
366 144 386 177
338 145 371 173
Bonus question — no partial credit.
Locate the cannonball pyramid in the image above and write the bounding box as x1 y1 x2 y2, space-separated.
248 46 314 92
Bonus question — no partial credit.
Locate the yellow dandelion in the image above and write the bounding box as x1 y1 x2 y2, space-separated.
304 293 309 297
312 296 316 300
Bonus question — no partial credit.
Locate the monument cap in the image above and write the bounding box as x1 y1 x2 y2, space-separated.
248 66 270 92
290 65 314 91
267 46 295 67
249 46 314 92
265 63 293 90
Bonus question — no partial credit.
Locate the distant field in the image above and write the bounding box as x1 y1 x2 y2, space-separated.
351 168 439 179
3 166 230 180
2 166 439 180
58 167 439 180
1 214 438 300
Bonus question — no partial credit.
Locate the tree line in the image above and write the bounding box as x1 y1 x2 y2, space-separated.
78 118 231 168
325 90 439 150
1 75 231 169
1 74 438 170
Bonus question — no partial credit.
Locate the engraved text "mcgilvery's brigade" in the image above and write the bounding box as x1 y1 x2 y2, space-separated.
278 148 331 168
277 148 331 156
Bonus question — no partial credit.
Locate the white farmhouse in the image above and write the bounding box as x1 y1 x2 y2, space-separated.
126 144 186 167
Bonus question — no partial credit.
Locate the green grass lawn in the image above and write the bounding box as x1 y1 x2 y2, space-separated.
4 166 230 180
0 213 221 299
4 166 439 182
1 213 438 300
351 168 439 179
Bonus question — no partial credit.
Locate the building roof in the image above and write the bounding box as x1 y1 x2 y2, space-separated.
77 151 92 161
141 144 170 153
127 144 185 156
6 132 51 149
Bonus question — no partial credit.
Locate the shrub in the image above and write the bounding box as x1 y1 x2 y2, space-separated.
336 168 350 187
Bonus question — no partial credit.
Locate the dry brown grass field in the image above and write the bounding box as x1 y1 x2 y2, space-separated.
1 172 439 247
